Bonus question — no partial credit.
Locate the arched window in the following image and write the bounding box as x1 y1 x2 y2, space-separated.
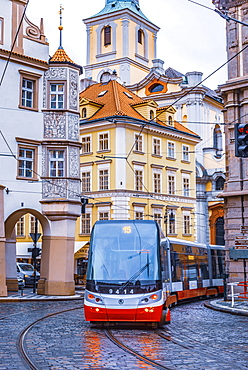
82 108 87 118
138 29 143 44
168 116 173 125
215 176 224 191
150 110 154 120
182 115 188 123
100 72 111 83
215 217 225 245
104 26 111 46
213 124 222 151
148 83 164 93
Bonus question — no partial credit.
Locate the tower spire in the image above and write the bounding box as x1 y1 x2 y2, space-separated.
58 4 64 49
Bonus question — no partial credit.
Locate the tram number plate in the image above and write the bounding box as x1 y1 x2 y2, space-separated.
109 289 134 294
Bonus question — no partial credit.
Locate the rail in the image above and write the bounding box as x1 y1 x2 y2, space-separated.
228 281 248 307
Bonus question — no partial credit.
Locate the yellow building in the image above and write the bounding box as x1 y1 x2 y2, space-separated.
75 78 201 250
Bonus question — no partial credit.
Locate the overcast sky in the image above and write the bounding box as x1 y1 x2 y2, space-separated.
26 0 228 90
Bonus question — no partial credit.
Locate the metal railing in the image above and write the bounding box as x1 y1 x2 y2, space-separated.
228 281 248 307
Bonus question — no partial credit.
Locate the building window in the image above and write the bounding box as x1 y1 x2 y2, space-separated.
82 108 87 118
135 170 143 191
216 176 225 191
82 172 91 192
150 110 154 120
19 70 40 111
50 83 64 109
99 169 109 190
49 150 65 177
134 134 143 152
138 29 143 44
0 18 3 45
16 217 25 237
18 147 35 178
82 136 91 154
99 211 109 220
215 217 225 245
183 177 190 197
29 216 40 235
168 116 173 126
104 26 111 46
81 213 91 234
153 172 161 193
99 133 109 151
154 213 162 226
168 210 176 234
135 211 143 220
168 175 175 195
183 214 191 234
182 145 189 161
168 142 175 158
22 79 34 108
148 83 164 93
153 138 161 156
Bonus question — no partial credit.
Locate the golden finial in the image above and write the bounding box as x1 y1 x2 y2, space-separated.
58 4 64 48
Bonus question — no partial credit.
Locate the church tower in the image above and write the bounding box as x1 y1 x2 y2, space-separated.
83 0 160 85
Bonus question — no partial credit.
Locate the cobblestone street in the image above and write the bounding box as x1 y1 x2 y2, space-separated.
0 298 248 369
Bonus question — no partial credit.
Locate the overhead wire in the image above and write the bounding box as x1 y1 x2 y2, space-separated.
0 0 30 87
2 0 243 225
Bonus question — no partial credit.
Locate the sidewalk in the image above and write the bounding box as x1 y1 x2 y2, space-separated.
0 286 85 302
205 299 248 317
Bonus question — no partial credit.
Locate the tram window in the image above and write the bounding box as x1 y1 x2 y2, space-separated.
187 265 197 281
200 262 209 279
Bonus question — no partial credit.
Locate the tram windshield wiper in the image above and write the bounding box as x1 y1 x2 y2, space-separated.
120 261 150 292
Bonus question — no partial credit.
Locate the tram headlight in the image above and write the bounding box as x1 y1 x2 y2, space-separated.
86 292 104 305
139 291 162 305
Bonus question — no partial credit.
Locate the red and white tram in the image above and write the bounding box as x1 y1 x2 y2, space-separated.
84 220 225 326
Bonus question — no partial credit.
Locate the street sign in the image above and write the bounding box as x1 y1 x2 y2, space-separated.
30 233 41 243
230 247 248 260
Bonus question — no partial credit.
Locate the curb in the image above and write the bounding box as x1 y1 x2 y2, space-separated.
204 301 248 317
0 294 84 302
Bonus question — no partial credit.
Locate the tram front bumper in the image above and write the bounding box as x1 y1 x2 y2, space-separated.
84 303 163 322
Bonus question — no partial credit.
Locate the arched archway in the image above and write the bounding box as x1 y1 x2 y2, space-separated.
4 208 51 292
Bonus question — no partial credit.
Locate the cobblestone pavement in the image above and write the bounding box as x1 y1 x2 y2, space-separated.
0 299 248 369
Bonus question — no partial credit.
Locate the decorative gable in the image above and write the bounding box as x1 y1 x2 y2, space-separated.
79 97 103 119
132 101 158 121
156 106 176 127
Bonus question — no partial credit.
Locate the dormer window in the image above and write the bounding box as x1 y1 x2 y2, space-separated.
104 26 111 46
123 91 133 99
98 90 108 97
82 107 87 118
168 116 173 125
150 110 154 120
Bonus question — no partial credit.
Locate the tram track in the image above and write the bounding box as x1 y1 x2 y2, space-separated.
13 301 248 370
155 328 248 369
104 328 175 370
17 305 84 370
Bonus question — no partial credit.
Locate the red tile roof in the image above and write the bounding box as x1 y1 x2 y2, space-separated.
80 80 199 137
50 47 75 64
80 80 147 121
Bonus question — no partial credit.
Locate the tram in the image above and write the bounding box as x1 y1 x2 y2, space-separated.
84 220 225 326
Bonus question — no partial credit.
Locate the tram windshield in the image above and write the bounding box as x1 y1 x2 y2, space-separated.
86 220 161 293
